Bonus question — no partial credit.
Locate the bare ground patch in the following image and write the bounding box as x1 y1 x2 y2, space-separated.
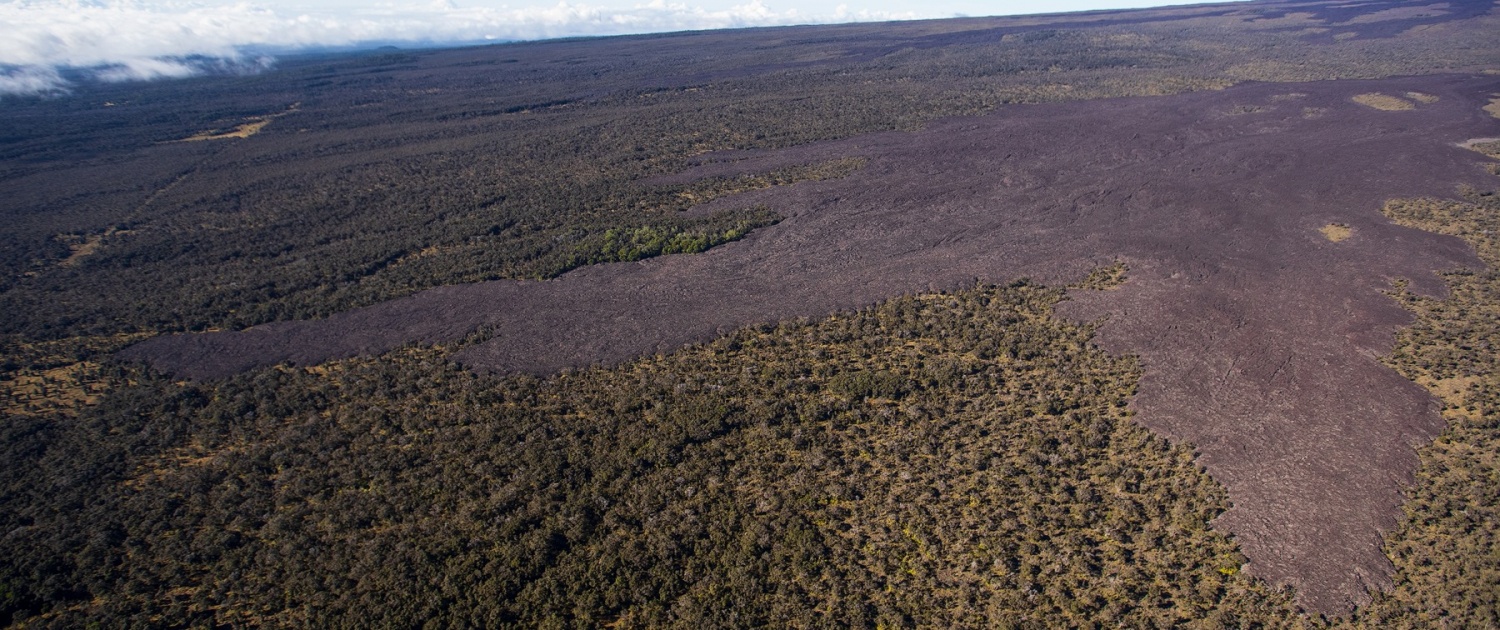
57 233 102 267
55 228 135 267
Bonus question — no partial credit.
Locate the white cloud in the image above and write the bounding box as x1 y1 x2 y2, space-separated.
0 0 1245 96
0 0 919 95
0 64 66 95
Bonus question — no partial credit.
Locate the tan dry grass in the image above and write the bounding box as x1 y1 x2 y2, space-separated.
1458 137 1500 157
1 332 151 417
1405 91 1440 104
1352 93 1415 111
1320 223 1353 242
180 119 271 142
1068 260 1129 290
1485 97 1500 119
1414 374 1483 421
176 102 300 142
2 362 103 415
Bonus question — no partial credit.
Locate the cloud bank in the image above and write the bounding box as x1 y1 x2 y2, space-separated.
1 0 1239 96
0 0 917 95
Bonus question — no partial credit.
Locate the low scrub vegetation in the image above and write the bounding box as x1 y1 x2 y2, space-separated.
1356 188 1500 626
0 282 1319 627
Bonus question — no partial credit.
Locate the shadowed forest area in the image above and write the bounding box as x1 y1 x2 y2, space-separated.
3 0 1500 626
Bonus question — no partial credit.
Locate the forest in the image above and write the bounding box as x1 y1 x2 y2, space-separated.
3 0 1500 626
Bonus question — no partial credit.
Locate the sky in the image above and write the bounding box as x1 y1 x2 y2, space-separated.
1 0 1221 95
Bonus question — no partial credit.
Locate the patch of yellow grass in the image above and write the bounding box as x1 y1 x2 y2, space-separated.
1405 91 1440 104
1320 223 1353 242
176 102 300 142
1 359 118 418
1352 93 1415 111
1069 260 1129 291
1485 97 1500 119
180 119 271 142
1415 375 1483 421
1 332 151 418
1458 137 1500 158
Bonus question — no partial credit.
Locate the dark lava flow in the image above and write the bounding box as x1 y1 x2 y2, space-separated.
124 74 1500 613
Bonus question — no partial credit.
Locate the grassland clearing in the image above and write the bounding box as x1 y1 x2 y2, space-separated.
1321 222 1354 242
1353 92 1416 110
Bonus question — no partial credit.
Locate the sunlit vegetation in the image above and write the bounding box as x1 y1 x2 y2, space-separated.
1464 140 1500 177
0 334 147 418
1068 260 1129 291
565 207 778 268
1351 93 1415 111
1350 188 1500 627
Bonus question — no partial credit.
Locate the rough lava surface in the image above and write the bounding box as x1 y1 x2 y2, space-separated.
123 74 1500 613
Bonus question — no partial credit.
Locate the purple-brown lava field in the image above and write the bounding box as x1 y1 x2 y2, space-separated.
125 73 1500 611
